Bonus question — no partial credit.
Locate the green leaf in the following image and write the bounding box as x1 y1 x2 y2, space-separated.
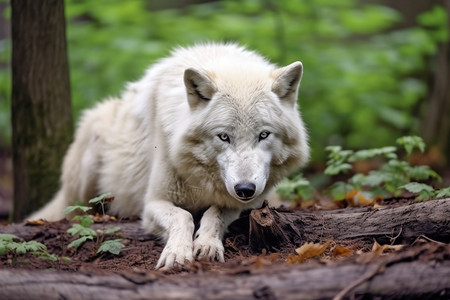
32 251 58 262
349 146 397 161
363 171 393 186
68 236 93 249
63 205 91 215
97 239 125 255
409 165 441 181
401 182 434 193
12 243 27 254
396 136 425 155
324 163 352 176
88 193 113 205
327 181 350 200
79 215 94 228
0 241 7 255
0 233 18 242
104 226 121 234
436 186 450 198
67 224 97 237
24 241 47 252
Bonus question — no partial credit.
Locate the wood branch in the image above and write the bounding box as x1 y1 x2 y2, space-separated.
3 198 450 246
0 258 449 299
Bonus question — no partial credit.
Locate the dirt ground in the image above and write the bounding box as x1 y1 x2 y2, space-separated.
0 199 448 275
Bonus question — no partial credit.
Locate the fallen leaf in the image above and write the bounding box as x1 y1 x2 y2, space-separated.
345 190 383 207
93 213 116 223
332 245 353 257
25 219 46 226
372 203 384 210
371 240 405 254
286 241 331 263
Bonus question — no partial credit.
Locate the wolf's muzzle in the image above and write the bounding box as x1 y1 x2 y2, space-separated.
234 182 256 201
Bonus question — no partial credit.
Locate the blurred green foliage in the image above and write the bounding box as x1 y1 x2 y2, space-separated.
0 0 448 162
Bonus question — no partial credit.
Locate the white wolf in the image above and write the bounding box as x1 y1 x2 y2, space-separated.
30 43 309 269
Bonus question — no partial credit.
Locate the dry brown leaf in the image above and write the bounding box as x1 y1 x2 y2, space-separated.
290 241 330 263
332 245 353 257
285 253 303 264
372 240 405 254
25 219 46 226
344 189 384 207
372 203 384 210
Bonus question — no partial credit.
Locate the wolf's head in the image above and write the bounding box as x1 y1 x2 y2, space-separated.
174 59 309 207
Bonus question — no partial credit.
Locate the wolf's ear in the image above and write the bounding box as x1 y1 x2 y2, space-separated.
271 61 303 105
184 68 217 109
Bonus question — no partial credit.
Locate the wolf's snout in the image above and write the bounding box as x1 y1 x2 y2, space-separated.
234 182 256 200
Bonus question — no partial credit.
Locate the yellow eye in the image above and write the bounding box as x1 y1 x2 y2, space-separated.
259 131 270 141
218 133 230 143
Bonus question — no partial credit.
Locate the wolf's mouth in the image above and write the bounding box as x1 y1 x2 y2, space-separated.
234 182 256 201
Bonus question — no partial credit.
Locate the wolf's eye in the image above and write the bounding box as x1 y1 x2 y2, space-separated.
259 131 271 141
218 133 230 143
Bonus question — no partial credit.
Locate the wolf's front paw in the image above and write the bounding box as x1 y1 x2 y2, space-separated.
156 240 194 270
193 234 225 263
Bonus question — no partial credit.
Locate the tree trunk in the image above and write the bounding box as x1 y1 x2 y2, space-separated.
421 1 450 161
11 0 73 221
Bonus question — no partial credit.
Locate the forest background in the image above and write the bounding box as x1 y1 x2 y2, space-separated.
0 0 448 215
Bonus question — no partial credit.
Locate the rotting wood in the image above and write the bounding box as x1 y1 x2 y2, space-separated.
3 198 450 246
0 258 448 299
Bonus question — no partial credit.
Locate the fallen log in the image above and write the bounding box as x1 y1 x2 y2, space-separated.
0 252 449 300
4 198 450 247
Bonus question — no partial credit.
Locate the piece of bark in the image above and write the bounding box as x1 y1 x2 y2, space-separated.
249 200 301 252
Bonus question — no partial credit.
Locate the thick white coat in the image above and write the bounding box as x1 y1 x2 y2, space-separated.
30 43 310 269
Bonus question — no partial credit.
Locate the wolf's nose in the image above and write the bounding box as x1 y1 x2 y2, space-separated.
234 182 256 200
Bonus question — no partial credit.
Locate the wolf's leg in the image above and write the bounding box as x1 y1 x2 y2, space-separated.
142 199 195 270
193 206 240 262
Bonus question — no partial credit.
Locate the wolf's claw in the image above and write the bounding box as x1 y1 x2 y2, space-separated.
156 241 194 270
193 236 225 263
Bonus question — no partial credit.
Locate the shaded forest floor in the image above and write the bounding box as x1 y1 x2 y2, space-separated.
1 197 450 299
0 201 449 275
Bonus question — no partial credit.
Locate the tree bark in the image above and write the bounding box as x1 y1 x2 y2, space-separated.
3 198 450 245
421 1 450 161
11 0 73 221
0 255 448 299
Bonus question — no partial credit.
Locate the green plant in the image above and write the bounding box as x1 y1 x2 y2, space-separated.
325 136 444 202
65 193 125 255
0 233 67 262
1 1 447 161
277 173 315 202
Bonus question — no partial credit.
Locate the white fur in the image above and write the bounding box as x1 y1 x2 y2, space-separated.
29 43 310 269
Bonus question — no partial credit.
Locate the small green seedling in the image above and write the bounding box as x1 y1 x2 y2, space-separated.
65 193 125 255
0 233 68 262
277 173 315 202
97 238 125 255
279 136 447 204
88 192 114 215
324 136 443 201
